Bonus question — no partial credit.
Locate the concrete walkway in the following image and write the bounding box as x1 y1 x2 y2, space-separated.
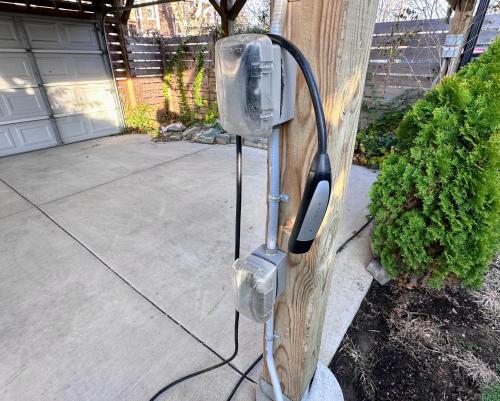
0 135 377 401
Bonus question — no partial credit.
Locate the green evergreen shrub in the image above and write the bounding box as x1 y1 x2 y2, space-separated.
369 38 500 288
354 110 405 168
481 383 500 401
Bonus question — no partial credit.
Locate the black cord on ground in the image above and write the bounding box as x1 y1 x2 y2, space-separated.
225 354 263 401
148 136 243 401
336 217 374 254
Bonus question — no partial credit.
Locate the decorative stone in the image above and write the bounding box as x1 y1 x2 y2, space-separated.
244 136 268 149
165 122 186 132
215 133 230 145
182 124 204 140
192 127 223 144
366 258 391 285
168 132 183 141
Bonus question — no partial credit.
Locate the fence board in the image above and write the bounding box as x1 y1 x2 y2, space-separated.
370 46 440 61
365 73 433 88
118 16 498 114
371 32 445 47
374 18 449 34
367 62 441 76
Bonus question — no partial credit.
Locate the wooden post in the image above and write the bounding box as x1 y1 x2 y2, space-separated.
261 1 378 400
111 0 137 107
440 0 476 78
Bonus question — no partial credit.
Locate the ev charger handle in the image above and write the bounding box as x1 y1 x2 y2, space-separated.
288 153 331 254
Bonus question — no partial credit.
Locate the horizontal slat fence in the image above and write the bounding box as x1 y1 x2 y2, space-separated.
115 15 499 118
118 34 217 117
365 14 499 102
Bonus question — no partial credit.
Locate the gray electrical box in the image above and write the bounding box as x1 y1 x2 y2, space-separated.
232 245 287 323
215 34 296 139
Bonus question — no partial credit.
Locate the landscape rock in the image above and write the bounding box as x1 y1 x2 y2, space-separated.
182 124 204 140
366 258 391 285
167 132 183 141
192 127 223 144
165 122 186 132
215 133 230 145
244 136 268 149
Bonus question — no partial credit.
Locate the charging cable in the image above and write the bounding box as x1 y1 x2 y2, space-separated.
148 136 243 401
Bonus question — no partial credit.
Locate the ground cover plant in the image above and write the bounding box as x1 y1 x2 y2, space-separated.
369 38 500 288
124 103 157 135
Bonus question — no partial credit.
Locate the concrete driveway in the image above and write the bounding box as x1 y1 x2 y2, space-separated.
0 135 377 401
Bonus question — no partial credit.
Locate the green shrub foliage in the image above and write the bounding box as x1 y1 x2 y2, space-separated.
354 110 405 168
369 39 500 288
124 104 157 135
481 383 500 401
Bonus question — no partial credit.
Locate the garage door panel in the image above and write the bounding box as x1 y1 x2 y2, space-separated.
36 54 108 84
0 16 122 157
0 17 23 49
0 120 58 157
56 110 120 143
0 126 16 153
22 20 100 51
62 23 99 49
0 88 48 123
0 53 38 89
47 84 116 115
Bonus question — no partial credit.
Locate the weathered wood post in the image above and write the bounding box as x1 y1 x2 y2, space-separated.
261 1 378 400
440 0 477 78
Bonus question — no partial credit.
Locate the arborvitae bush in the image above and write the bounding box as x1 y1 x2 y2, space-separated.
369 39 500 288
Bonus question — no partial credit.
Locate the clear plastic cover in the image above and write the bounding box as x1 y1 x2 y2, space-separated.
232 255 277 323
215 34 274 138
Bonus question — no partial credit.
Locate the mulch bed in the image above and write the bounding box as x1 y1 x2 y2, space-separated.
330 265 500 401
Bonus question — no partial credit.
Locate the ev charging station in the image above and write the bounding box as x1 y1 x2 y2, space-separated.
149 2 341 401
215 4 332 401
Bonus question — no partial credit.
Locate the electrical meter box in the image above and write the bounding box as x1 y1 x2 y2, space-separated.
215 34 296 138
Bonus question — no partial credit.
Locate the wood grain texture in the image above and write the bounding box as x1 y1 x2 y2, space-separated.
261 1 378 400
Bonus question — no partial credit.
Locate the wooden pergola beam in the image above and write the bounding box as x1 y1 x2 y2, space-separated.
121 0 135 25
228 0 247 19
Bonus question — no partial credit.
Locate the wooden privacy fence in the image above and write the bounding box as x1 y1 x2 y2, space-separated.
365 14 500 103
117 34 217 117
114 15 499 117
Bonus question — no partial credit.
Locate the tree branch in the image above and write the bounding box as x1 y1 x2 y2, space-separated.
228 0 247 19
208 0 222 15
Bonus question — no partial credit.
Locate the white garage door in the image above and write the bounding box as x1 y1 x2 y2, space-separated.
0 15 123 157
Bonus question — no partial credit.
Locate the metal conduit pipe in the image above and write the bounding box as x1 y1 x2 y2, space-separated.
265 1 288 401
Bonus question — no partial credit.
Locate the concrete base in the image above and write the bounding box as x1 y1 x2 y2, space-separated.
256 363 343 401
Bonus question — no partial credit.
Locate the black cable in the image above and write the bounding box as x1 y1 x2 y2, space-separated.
148 136 243 401
267 34 328 155
225 354 263 401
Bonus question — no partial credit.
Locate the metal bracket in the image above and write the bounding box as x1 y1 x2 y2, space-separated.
442 34 464 58
269 193 289 203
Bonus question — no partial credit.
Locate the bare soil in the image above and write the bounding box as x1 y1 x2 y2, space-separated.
330 266 500 401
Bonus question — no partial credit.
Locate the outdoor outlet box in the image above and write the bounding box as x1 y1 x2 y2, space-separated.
215 34 296 139
233 245 287 323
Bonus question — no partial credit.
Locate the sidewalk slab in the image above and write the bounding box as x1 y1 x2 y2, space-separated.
0 181 32 220
0 135 210 205
41 145 267 373
0 209 253 401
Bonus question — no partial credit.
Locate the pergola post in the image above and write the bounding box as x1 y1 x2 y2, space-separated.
440 0 477 78
260 1 378 400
